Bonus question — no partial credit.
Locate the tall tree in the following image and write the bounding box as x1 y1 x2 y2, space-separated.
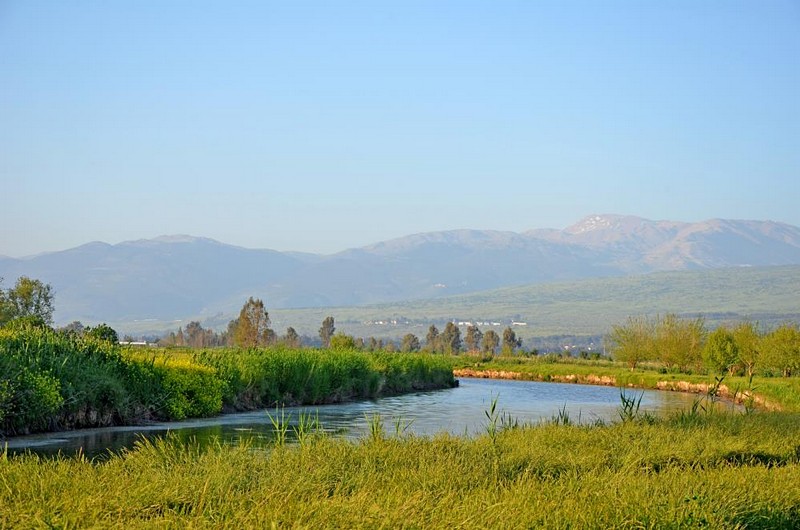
2 276 54 325
501 327 522 355
481 330 499 355
400 333 420 352
319 316 335 348
425 324 440 352
464 325 483 353
233 297 273 348
441 322 462 354
733 321 761 378
283 327 300 348
185 321 207 348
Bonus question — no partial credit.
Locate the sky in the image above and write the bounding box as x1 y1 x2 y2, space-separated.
1 1 799 257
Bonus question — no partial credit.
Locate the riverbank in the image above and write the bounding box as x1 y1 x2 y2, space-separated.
0 327 456 438
452 358 800 412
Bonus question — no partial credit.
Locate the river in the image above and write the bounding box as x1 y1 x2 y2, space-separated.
4 378 711 459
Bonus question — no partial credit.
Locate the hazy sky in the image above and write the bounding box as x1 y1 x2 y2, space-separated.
2 1 798 257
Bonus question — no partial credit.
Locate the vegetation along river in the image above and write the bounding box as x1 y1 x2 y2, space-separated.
6 378 709 459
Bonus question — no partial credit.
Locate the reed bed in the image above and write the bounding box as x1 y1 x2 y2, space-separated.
2 411 799 528
0 328 456 436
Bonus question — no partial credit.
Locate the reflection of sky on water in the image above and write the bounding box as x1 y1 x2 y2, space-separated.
5 378 712 459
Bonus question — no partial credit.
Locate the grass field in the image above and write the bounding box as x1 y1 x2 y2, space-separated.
3 408 800 528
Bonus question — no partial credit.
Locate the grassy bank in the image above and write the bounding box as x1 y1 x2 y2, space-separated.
452 355 800 412
3 411 800 528
0 327 455 437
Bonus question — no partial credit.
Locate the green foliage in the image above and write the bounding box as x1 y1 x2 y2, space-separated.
232 297 273 348
400 333 420 352
607 315 654 369
0 325 455 436
501 326 522 355
440 322 462 354
0 276 54 326
761 323 800 377
329 332 356 350
733 321 761 377
425 324 439 352
481 329 500 355
154 363 223 420
703 326 739 374
464 325 482 353
85 323 119 344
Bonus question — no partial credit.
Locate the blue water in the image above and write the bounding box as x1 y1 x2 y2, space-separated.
4 378 705 459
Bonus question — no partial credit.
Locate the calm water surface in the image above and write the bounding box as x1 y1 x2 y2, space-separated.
5 378 708 459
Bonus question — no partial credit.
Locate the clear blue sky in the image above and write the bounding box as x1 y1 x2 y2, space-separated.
2 1 798 256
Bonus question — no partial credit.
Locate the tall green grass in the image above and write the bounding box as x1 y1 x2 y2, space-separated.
0 328 456 436
2 412 799 528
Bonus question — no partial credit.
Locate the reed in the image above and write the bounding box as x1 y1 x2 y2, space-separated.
3 411 800 528
0 327 456 436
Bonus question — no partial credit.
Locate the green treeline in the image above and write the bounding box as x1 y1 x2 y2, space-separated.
0 326 456 437
607 314 800 376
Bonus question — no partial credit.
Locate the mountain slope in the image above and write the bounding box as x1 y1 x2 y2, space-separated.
1 216 799 325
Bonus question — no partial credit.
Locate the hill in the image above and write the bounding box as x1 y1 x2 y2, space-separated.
146 266 800 349
1 215 798 326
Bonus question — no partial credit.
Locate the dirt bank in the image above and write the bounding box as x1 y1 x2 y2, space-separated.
453 368 779 411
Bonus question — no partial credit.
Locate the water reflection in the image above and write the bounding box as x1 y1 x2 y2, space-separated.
5 378 713 459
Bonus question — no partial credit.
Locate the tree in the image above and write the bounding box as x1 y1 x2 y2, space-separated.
2 276 54 326
224 318 239 346
440 322 462 354
233 297 273 348
283 327 301 348
655 314 706 372
502 327 522 356
319 316 335 348
481 330 500 355
61 321 85 335
329 332 356 350
464 325 482 353
703 327 739 375
733 321 761 377
400 333 420 352
425 324 440 352
85 323 119 344
606 316 654 370
185 321 208 348
0 278 10 325
761 323 800 377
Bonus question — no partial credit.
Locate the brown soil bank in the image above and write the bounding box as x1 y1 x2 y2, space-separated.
452 368 780 411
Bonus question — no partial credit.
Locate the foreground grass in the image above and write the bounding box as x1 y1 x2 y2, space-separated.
453 355 800 412
3 412 800 528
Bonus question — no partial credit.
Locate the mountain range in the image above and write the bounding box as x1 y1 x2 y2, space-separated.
2 214 799 327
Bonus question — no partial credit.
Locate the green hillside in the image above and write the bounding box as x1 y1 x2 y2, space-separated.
264 265 800 343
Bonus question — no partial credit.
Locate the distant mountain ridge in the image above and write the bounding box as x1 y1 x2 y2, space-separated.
1 215 799 325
